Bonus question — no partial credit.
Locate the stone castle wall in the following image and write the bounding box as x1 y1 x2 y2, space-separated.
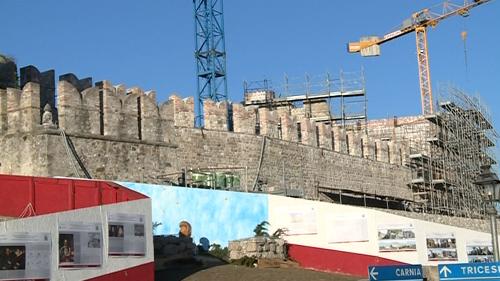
0 66 428 202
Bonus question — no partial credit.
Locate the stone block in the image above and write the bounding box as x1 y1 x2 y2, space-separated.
269 242 276 253
246 241 258 252
57 80 83 134
233 104 258 134
168 95 194 128
204 100 228 131
228 241 240 251
0 89 6 132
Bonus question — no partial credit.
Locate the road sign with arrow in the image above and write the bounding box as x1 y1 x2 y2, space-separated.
368 265 424 281
438 262 500 281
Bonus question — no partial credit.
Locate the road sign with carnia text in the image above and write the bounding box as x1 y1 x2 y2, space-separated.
368 265 424 281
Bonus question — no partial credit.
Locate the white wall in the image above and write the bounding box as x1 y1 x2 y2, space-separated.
268 195 491 265
0 198 153 281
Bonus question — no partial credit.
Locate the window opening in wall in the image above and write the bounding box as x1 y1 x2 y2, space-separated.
331 132 335 151
374 142 378 160
278 118 282 139
360 138 364 158
297 122 302 143
400 148 403 165
227 103 234 132
315 126 320 147
387 143 391 162
99 90 104 135
255 110 260 135
345 134 350 154
137 96 142 140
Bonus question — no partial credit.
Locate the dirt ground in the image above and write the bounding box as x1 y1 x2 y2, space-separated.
156 264 361 281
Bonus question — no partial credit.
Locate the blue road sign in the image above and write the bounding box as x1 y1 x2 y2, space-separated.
439 262 500 281
368 265 424 281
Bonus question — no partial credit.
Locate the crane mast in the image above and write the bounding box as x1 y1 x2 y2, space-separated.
416 27 433 115
193 0 228 127
347 0 491 115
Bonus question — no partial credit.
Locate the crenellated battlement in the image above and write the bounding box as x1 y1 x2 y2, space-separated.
0 65 419 167
0 64 424 207
1 66 175 145
204 100 229 131
164 95 194 128
0 82 41 133
57 77 174 144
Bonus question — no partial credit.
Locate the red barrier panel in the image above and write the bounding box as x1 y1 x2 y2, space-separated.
288 244 406 277
34 178 73 214
0 175 33 217
85 262 155 281
0 174 147 218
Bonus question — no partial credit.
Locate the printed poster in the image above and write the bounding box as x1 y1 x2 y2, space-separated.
378 223 416 252
467 240 494 263
59 221 103 268
278 206 318 235
108 213 146 256
426 232 457 261
0 232 51 280
329 214 369 243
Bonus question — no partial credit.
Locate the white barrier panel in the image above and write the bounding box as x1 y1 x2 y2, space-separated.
58 221 103 268
0 232 51 280
108 213 146 256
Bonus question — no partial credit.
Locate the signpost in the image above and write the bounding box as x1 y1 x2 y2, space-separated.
439 262 500 281
368 265 424 281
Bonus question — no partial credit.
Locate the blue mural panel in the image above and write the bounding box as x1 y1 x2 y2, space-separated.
119 182 269 246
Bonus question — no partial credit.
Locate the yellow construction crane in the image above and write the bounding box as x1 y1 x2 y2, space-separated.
347 0 491 115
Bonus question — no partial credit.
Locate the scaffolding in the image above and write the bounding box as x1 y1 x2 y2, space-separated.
408 84 498 218
243 70 367 128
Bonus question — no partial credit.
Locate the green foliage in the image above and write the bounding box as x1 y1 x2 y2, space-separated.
253 220 270 237
271 228 288 239
152 221 162 235
208 243 229 261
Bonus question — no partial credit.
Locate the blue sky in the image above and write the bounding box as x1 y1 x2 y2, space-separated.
1 0 499 127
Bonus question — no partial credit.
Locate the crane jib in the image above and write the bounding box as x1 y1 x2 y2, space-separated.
349 0 492 115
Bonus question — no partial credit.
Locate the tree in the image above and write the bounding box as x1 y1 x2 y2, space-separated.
209 243 229 261
253 220 270 237
271 227 288 239
152 221 162 235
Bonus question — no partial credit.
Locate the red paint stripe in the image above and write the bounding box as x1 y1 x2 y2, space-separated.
288 244 407 277
0 174 148 217
84 262 155 281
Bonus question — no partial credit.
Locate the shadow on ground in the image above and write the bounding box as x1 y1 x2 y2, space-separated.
155 255 361 281
155 253 227 281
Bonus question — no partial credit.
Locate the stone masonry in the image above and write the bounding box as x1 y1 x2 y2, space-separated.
3 65 491 228
0 66 415 202
228 237 286 260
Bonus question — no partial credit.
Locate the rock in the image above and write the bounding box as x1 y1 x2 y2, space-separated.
246 242 258 252
228 237 287 261
269 243 276 252
228 241 239 251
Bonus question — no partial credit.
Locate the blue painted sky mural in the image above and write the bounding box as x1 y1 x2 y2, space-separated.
119 182 269 246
